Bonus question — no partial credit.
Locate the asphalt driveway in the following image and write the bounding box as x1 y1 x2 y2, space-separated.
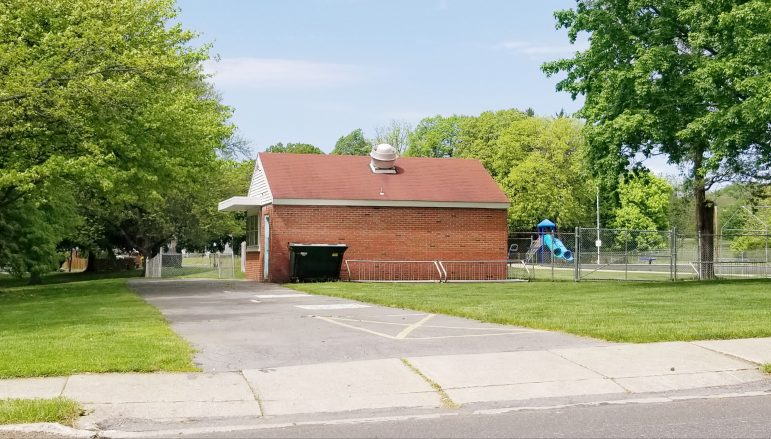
130 279 606 372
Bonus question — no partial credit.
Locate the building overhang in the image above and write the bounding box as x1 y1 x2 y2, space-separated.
272 198 509 209
218 196 264 212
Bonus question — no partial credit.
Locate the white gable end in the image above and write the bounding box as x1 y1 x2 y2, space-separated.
246 154 273 205
218 155 272 212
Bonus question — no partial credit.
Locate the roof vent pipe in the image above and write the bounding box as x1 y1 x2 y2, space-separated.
370 143 398 174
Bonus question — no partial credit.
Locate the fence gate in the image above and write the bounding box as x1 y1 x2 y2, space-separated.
144 249 237 279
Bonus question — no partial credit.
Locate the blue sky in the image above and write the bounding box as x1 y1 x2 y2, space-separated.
178 0 675 174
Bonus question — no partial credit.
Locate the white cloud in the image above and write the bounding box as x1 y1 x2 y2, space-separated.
496 40 587 57
203 57 364 89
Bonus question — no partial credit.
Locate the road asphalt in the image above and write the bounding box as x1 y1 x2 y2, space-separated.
179 394 771 439
1 279 770 438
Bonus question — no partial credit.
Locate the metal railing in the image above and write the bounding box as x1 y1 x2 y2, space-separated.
344 259 529 282
438 260 529 282
344 260 443 282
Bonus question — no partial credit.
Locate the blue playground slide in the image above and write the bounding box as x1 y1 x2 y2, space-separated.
542 234 574 262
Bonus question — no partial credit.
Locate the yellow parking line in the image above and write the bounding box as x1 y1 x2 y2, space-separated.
314 315 398 340
396 314 436 339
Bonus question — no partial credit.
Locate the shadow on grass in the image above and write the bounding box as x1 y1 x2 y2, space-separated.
0 270 143 289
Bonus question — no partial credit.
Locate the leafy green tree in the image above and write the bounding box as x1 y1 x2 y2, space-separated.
609 172 672 251
455 109 528 179
497 117 594 230
543 0 771 277
668 180 696 235
175 159 253 252
265 142 324 154
374 120 412 155
611 172 672 232
405 110 595 231
405 115 466 158
0 180 79 283
331 129 372 156
0 0 234 279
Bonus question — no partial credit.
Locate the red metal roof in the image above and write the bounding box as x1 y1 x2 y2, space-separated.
259 153 509 204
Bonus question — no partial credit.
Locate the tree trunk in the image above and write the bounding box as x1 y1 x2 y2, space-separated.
693 155 715 280
84 250 97 273
28 270 42 285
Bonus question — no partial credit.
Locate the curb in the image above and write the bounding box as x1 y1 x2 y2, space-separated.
0 423 95 438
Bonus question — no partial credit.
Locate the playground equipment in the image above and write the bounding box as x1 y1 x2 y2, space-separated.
525 219 574 263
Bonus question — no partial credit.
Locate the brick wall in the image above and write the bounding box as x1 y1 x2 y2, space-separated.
250 205 507 283
244 250 261 281
244 204 274 281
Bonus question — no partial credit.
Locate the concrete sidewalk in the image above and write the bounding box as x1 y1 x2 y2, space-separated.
2 338 769 431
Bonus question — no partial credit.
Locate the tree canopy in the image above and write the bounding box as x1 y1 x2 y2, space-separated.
406 110 596 231
611 171 673 231
405 115 466 158
374 120 412 155
331 129 372 156
542 0 771 275
265 142 324 154
0 0 242 281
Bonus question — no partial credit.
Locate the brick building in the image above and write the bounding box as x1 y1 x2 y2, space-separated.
218 146 509 282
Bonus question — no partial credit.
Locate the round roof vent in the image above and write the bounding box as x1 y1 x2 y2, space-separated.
370 144 397 172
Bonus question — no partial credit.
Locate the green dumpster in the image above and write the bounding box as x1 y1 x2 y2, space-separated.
288 243 348 282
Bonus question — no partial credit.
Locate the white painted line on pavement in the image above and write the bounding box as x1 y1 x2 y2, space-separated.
255 294 311 299
249 299 261 303
297 304 371 310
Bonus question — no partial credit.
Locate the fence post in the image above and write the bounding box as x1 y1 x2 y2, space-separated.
531 236 536 280
574 227 580 282
672 228 677 281
550 232 555 281
697 231 702 280
766 233 769 278
624 235 628 281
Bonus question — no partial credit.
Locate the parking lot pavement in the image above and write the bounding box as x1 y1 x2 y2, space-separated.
130 280 607 372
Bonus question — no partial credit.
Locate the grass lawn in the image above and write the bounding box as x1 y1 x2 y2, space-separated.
0 398 82 426
288 280 771 343
0 271 196 378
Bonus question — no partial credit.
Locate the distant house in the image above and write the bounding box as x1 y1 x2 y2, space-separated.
218 145 509 282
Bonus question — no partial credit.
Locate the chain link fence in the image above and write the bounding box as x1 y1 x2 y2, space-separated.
509 231 577 281
145 249 238 279
507 228 770 281
710 231 770 279
574 228 677 281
